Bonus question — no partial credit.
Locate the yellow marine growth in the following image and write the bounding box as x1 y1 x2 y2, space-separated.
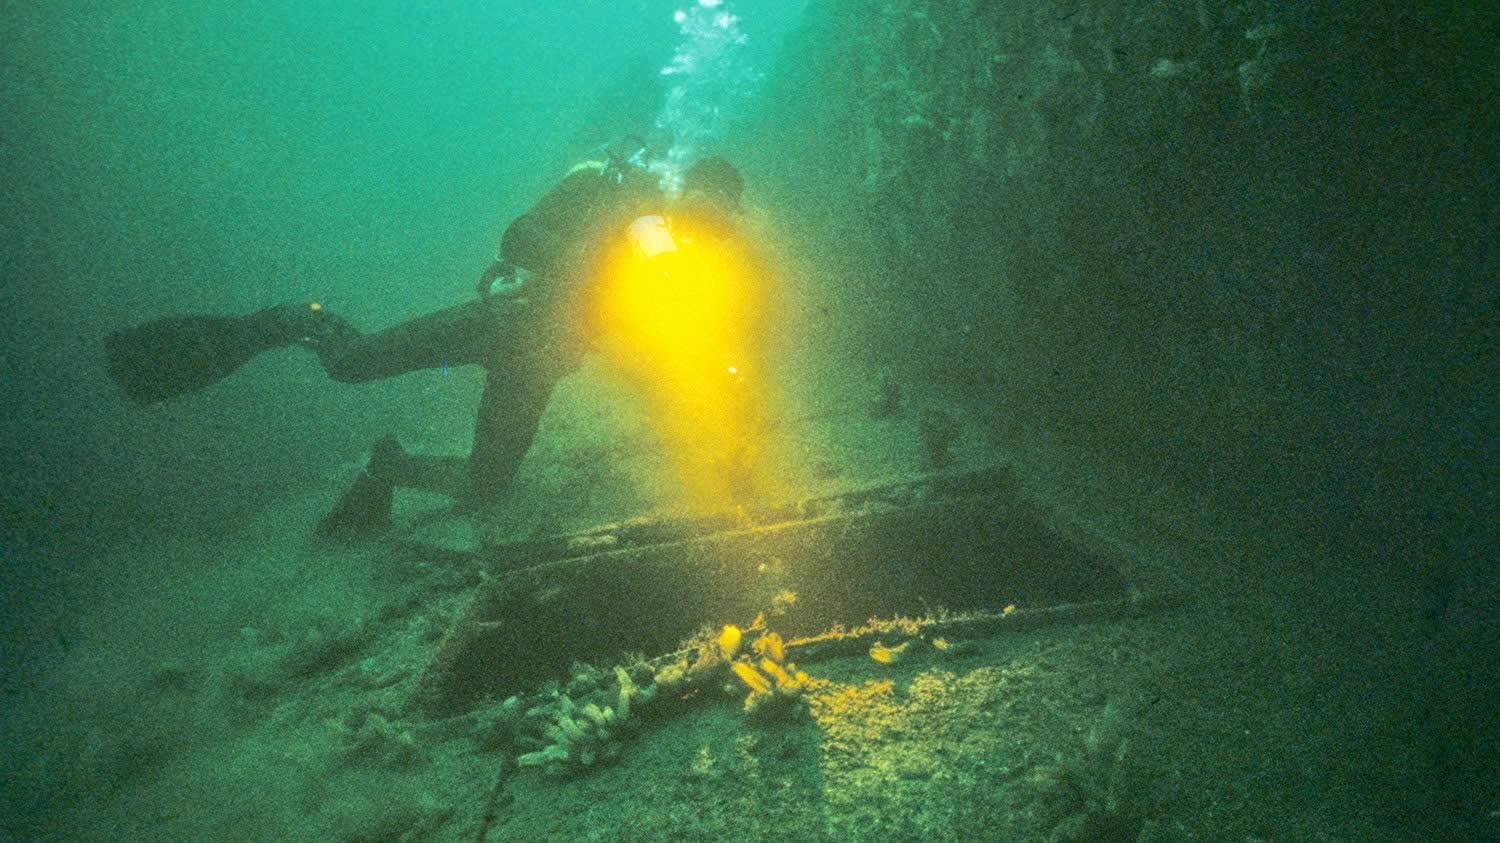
731 661 771 695
656 623 750 693
930 636 976 657
752 631 784 663
655 617 821 720
759 658 800 690
730 627 815 718
869 640 911 665
653 658 688 691
718 624 743 659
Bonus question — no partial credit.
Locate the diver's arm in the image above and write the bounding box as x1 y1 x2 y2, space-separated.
501 159 662 273
500 167 612 275
476 256 514 298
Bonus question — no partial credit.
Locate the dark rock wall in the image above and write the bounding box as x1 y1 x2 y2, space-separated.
737 0 1496 572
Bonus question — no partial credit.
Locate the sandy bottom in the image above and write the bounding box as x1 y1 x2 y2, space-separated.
0 355 1476 842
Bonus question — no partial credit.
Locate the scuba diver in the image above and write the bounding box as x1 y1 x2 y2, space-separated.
104 140 752 537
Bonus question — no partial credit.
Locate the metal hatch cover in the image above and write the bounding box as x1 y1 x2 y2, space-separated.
409 466 1151 715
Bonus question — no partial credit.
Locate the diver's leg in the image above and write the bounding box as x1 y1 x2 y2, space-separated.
459 362 565 512
316 295 575 532
316 434 469 536
313 299 501 535
307 299 495 383
316 434 399 537
383 450 470 499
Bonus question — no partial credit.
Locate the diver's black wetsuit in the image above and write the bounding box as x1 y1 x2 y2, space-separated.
104 151 747 531
312 296 566 508
313 160 660 510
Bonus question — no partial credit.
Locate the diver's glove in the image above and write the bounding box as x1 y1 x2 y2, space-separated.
250 302 359 370
246 302 354 349
302 305 358 352
476 258 531 302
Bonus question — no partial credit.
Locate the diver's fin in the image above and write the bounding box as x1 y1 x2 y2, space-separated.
316 470 394 538
104 305 312 403
316 435 403 538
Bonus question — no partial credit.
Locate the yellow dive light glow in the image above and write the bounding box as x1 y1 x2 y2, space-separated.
594 214 770 507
